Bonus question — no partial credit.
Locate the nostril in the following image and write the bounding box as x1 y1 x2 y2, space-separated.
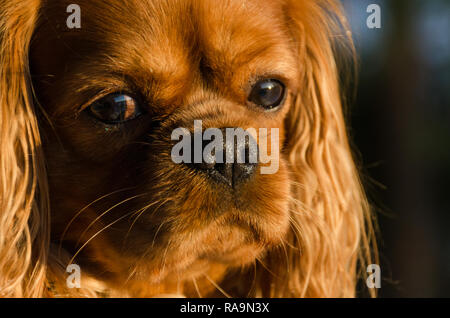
213 162 226 176
232 162 257 185
206 161 256 188
189 153 258 188
186 128 259 187
193 161 216 171
213 162 233 186
205 148 258 188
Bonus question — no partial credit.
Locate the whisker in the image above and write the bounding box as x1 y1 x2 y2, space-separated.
279 238 290 275
247 260 257 297
69 209 137 265
204 274 231 298
59 187 136 255
255 256 277 278
123 199 164 243
124 264 138 286
287 214 303 249
192 277 202 298
75 193 147 248
126 197 172 243
151 220 171 249
159 238 173 282
125 224 173 281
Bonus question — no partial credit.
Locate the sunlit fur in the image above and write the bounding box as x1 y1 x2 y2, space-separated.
0 0 377 297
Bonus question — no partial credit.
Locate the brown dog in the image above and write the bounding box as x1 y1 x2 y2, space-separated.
0 0 376 297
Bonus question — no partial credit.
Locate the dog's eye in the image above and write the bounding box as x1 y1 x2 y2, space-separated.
248 79 285 110
88 93 143 124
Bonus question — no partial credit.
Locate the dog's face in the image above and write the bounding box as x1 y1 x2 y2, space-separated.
0 0 375 298
30 0 301 294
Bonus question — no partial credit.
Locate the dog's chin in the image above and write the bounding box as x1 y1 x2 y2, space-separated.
130 209 289 285
142 246 264 284
199 243 265 265
142 248 262 286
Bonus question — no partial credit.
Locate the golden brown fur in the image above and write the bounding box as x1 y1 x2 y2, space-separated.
0 0 377 297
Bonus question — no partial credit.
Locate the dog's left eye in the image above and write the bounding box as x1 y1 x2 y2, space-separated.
248 79 285 110
88 93 143 124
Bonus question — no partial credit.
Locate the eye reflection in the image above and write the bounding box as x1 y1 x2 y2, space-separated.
88 93 143 124
248 79 286 110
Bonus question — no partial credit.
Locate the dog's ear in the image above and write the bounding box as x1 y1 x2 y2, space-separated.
0 0 50 297
248 0 377 297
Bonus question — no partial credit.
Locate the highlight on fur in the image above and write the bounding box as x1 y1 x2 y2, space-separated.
0 0 49 297
0 0 377 297
224 0 378 298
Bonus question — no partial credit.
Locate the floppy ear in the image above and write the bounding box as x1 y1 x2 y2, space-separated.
249 0 377 297
0 0 50 297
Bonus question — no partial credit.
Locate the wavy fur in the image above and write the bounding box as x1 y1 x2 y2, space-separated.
0 0 377 297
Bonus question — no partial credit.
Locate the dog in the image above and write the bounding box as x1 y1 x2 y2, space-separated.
0 0 376 297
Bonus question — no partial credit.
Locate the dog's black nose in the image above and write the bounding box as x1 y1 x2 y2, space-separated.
211 156 257 187
191 130 258 188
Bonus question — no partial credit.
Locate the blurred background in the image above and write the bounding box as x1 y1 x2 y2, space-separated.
341 0 450 297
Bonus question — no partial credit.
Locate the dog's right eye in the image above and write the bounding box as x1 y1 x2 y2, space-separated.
88 93 144 124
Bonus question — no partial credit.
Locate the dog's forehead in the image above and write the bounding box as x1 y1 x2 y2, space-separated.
38 0 289 66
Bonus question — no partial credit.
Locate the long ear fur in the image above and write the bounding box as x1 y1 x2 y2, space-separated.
0 0 376 298
0 0 50 297
251 0 378 297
